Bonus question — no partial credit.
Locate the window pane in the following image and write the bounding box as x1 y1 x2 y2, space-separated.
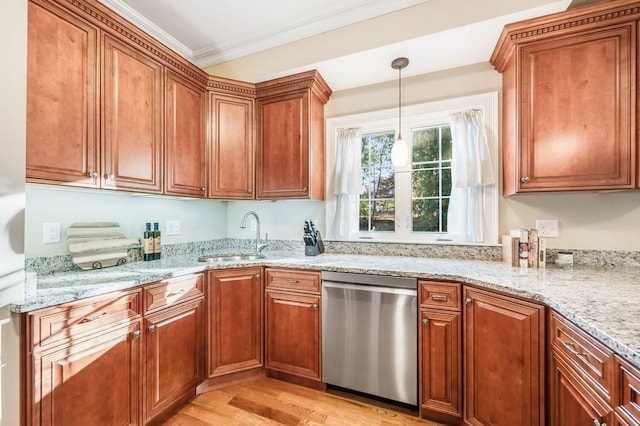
412 199 440 232
412 168 440 198
359 200 395 232
442 197 450 232
410 124 451 233
360 131 395 233
412 128 439 163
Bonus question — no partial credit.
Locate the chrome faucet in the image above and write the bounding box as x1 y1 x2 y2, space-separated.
240 210 268 253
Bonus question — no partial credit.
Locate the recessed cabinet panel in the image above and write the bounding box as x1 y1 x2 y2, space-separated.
209 94 255 199
165 72 206 197
26 1 99 186
519 27 634 191
103 36 163 193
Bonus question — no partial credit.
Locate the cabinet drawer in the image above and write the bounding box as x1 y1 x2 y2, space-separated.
550 311 615 403
265 269 320 293
617 356 640 424
144 273 204 314
419 281 460 311
29 289 141 351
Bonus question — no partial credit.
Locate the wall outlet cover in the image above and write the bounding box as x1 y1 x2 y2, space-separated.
43 222 61 244
166 220 180 236
536 219 559 238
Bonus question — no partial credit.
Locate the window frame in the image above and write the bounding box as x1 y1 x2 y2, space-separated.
325 91 499 245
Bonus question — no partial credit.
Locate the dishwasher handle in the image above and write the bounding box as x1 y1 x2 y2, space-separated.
322 280 417 296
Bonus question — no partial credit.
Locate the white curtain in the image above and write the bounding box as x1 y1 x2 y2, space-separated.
447 110 495 242
333 128 361 239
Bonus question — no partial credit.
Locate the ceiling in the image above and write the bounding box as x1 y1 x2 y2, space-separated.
99 0 588 91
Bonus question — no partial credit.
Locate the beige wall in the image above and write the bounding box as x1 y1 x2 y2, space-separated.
0 0 27 424
326 62 640 251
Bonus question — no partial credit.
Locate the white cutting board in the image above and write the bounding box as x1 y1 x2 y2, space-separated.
67 222 140 270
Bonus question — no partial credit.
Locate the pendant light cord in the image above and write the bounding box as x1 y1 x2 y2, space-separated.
398 65 402 140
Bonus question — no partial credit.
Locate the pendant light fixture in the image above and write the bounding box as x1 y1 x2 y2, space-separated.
391 57 409 167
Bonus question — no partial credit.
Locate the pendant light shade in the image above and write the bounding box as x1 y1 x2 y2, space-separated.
391 57 409 168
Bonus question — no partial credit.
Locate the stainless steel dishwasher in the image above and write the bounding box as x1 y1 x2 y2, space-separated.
321 271 418 406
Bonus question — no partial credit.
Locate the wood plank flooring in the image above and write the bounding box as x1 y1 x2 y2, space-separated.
162 377 443 425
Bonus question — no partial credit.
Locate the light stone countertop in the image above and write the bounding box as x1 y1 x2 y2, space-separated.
12 250 640 370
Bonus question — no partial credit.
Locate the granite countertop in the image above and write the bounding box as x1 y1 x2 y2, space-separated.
12 250 640 370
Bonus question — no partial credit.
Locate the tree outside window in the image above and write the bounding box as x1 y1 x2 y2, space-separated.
359 132 395 232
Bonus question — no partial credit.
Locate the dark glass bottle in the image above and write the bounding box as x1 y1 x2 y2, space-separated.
153 222 161 260
143 222 153 261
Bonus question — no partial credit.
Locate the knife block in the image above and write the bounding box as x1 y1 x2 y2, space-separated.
305 245 321 256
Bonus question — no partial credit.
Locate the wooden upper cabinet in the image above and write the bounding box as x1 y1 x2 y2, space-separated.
165 71 206 197
26 0 99 187
463 285 545 426
256 70 331 200
102 36 163 193
491 1 639 195
208 82 255 199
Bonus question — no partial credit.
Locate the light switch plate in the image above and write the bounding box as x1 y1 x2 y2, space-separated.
43 222 61 244
166 220 180 236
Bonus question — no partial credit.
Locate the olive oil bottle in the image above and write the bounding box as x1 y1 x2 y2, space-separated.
143 222 153 261
153 222 161 260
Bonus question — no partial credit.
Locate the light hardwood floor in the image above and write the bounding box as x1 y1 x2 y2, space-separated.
162 377 442 425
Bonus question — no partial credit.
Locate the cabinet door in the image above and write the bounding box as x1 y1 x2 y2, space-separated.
165 71 206 197
517 25 635 192
209 93 255 199
26 0 99 187
32 322 141 426
143 298 203 423
463 286 545 426
103 36 163 193
265 290 321 380
419 310 461 418
256 92 310 199
206 268 263 377
551 353 613 426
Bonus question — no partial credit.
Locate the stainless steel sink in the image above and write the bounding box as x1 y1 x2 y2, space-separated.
198 253 266 263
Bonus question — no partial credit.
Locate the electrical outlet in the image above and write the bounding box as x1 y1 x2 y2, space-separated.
166 220 180 236
536 219 559 238
43 222 61 244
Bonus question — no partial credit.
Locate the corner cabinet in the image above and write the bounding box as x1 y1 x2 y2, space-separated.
205 268 264 378
491 1 640 195
256 70 332 200
463 286 545 426
207 77 256 199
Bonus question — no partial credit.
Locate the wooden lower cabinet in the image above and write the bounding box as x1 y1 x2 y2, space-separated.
206 268 263 377
419 281 462 423
143 297 203 424
463 286 545 426
31 321 142 425
264 268 322 381
551 353 613 426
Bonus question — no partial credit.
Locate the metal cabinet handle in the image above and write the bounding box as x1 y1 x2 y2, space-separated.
89 171 98 184
166 288 186 298
80 312 107 323
255 274 261 281
200 187 206 191
302 187 308 192
248 188 253 194
422 318 429 325
148 324 156 333
107 173 115 181
132 330 141 339
465 297 472 305
312 303 318 310
563 341 588 359
520 176 530 184
430 293 449 302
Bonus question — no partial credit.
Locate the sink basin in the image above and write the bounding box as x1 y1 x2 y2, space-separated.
198 253 266 263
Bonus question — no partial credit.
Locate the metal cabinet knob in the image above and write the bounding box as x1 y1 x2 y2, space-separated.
302 187 308 192
89 171 98 184
255 274 261 281
107 173 115 181
312 303 318 310
465 297 472 305
520 176 530 184
200 187 206 191
148 324 156 333
132 330 141 339
248 188 253 194
422 318 429 325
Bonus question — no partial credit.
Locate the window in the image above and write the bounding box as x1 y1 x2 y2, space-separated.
326 92 499 245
